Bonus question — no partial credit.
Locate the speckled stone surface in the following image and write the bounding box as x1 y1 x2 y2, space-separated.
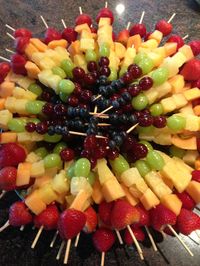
0 0 200 265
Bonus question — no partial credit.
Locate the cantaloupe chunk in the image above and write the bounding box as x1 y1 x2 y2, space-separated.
194 105 200 116
102 179 125 202
121 184 139 206
183 88 200 101
33 175 52 189
25 190 46 215
16 162 32 187
0 81 14 98
25 61 41 79
186 181 200 204
169 75 185 93
164 42 177 56
25 43 39 58
70 189 91 211
127 34 142 51
92 179 104 204
75 23 91 33
161 194 182 215
148 30 163 44
195 157 200 170
38 183 58 204
0 132 17 143
68 40 81 56
178 45 194 61
161 175 174 190
140 188 160 210
171 135 197 150
0 98 5 110
48 39 68 49
114 42 126 59
30 38 48 52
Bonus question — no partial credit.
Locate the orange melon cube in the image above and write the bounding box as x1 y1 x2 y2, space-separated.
25 61 41 79
0 132 17 143
25 190 46 215
140 188 160 210
102 179 125 202
164 42 177 56
33 175 52 189
70 189 91 211
92 179 104 204
121 184 139 206
30 38 48 52
48 39 68 49
148 30 163 44
194 105 200 116
25 43 39 59
178 45 194 61
171 135 197 150
161 194 182 215
0 81 14 98
68 40 81 56
16 162 32 187
127 34 142 51
161 175 174 190
186 181 200 203
75 23 91 33
114 42 126 59
0 99 5 110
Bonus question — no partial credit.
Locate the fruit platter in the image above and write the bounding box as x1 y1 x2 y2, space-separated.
0 0 200 265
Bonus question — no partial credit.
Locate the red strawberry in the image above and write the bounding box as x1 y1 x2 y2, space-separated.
134 205 150 228
117 29 129 45
58 209 86 239
111 199 140 230
192 170 200 183
0 167 17 191
9 201 32 227
177 208 200 235
34 205 59 230
0 143 26 168
189 40 200 56
180 59 200 81
83 206 98 233
150 204 177 231
167 34 184 49
98 201 114 226
155 19 172 36
176 191 195 210
92 228 115 252
124 226 145 245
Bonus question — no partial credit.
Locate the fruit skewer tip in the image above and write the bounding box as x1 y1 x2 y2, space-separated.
50 230 59 247
6 32 15 40
64 239 72 264
139 11 145 24
144 226 157 252
61 19 67 29
40 15 48 29
5 48 15 54
0 55 11 62
31 225 44 249
0 220 10 233
74 233 80 247
127 225 144 260
0 190 6 199
5 24 15 31
126 21 131 30
167 13 176 23
101 251 105 266
115 229 123 245
79 6 83 15
56 240 65 260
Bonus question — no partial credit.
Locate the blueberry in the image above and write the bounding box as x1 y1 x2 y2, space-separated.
112 100 120 108
47 126 55 135
109 140 116 149
120 131 127 139
113 135 123 146
122 92 132 101
67 107 74 116
90 117 98 124
117 97 126 106
129 114 138 124
80 108 89 118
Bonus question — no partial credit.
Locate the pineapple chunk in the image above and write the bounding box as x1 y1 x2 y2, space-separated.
160 96 177 113
129 185 143 199
183 88 200 101
121 184 139 206
140 188 160 210
102 179 125 202
121 47 136 67
33 175 52 189
121 167 142 187
161 57 179 78
161 194 182 215
92 180 104 204
148 30 163 44
30 160 45 177
25 190 46 215
40 57 56 70
70 189 91 211
0 110 13 129
178 45 194 61
26 152 40 164
186 181 200 204
80 39 95 51
171 52 187 68
172 94 187 109
114 42 126 59
51 170 69 194
97 159 115 185
38 70 53 87
16 162 32 186
38 183 58 204
98 18 111 27
54 46 69 59
13 87 37 100
184 115 200 131
0 132 17 143
141 39 158 49
169 75 185 93
73 54 86 69
75 23 91 33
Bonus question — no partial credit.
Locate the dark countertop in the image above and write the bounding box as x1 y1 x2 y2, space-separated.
0 0 200 265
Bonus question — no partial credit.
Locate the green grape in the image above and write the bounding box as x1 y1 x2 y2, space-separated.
44 133 62 143
150 103 163 116
35 147 48 159
134 52 148 65
146 150 165 170
119 67 127 77
138 57 154 74
85 49 97 62
53 142 67 154
59 91 68 102
135 160 151 177
74 158 91 177
25 100 45 114
61 59 74 78
8 118 26 132
28 83 42 96
67 163 75 180
131 93 148 110
44 153 62 168
108 68 117 81
87 172 96 185
137 125 155 134
109 155 130 176
58 79 75 95
151 67 169 86
167 115 186 131
52 66 66 79
169 146 186 158
139 140 153 151
99 43 110 57
28 118 40 124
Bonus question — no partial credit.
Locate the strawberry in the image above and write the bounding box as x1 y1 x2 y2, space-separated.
192 170 200 183
9 201 32 227
34 205 59 230
189 40 200 56
176 191 195 210
117 29 129 45
167 34 184 49
135 205 150 228
180 59 200 81
0 143 26 168
83 206 98 233
110 199 140 230
0 167 17 191
150 204 177 231
98 201 114 226
177 208 200 235
124 226 145 245
58 209 86 239
155 19 172 36
92 228 115 252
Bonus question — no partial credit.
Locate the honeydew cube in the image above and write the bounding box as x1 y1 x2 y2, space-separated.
98 17 111 27
161 97 177 113
171 52 187 68
80 39 95 51
47 74 62 92
16 162 32 186
144 88 158 104
15 99 29 115
183 150 199 166
178 45 194 61
114 42 126 59
169 75 185 93
140 188 160 210
17 132 32 142
75 23 91 33
70 176 93 196
148 52 164 67
38 70 53 87
97 159 115 185
161 194 182 215
121 184 139 206
54 46 69 59
0 110 13 129
141 39 159 49
172 94 187 109
92 180 104 204
109 50 120 69
186 181 200 204
44 49 63 65
0 132 17 143
183 88 200 101
148 30 163 44
155 82 172 99
40 57 56 70
70 189 91 211
122 47 136 67
161 57 179 78
102 179 125 202
121 167 142 187
31 160 45 177
180 104 195 115
25 190 46 215
38 183 58 204
26 152 40 163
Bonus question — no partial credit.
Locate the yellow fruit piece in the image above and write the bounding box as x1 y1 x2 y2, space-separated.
0 81 14 98
172 94 187 109
56 193 66 205
70 189 91 211
161 57 179 78
48 39 68 49
97 159 115 185
169 74 185 93
194 105 200 116
75 23 91 33
180 104 195 115
161 175 174 190
51 170 69 194
141 39 159 49
178 45 194 61
173 157 193 173
33 175 52 190
127 34 142 51
16 162 32 187
0 109 13 129
184 114 200 131
148 52 164 67
154 47 166 58
13 87 37 100
25 61 41 79
171 135 197 150
171 52 187 68
73 54 86 68
102 179 125 202
114 42 126 59
0 98 5 110
30 38 48 52
98 18 111 27
121 184 139 206
92 179 104 204
80 30 93 39
148 30 163 44
0 132 17 143
25 43 39 59
121 47 136 67
161 194 182 215
30 160 45 177
161 96 177 113
38 183 58 204
140 188 160 210
164 42 177 57
129 185 143 198
25 190 46 215
68 40 81 56
183 88 200 101
186 181 200 204
121 167 142 187
40 57 56 70
80 38 95 51
183 150 199 166
26 152 40 164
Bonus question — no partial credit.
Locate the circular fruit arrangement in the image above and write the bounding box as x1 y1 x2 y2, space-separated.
0 2 200 265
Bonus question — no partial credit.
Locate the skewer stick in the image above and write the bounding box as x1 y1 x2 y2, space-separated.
5 48 15 54
167 13 176 23
127 225 144 260
5 24 15 31
94 105 98 114
126 22 131 30
20 225 25 231
97 106 113 116
101 252 105 266
139 11 145 24
6 32 15 40
115 229 123 245
69 130 107 139
79 6 83 15
0 56 10 62
56 240 65 260
61 19 67 29
160 230 167 238
167 224 193 257
50 230 59 247
92 95 102 102
105 2 108 8
74 233 80 247
183 34 189 40
40 15 48 29
0 220 10 232
126 123 139 134
31 225 44 249
0 190 6 199
64 239 72 264
144 226 157 251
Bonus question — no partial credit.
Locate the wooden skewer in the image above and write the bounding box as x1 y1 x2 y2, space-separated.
5 48 15 54
144 226 157 251
50 230 59 247
79 6 83 15
126 123 139 134
69 130 107 139
56 240 65 260
61 19 67 29
31 225 44 249
101 251 105 266
0 56 11 62
127 225 144 260
97 106 113 116
0 220 10 233
20 225 25 231
40 15 48 29
6 32 15 40
139 11 145 24
64 239 72 264
94 105 98 114
167 224 193 256
115 229 123 245
74 233 80 247
92 95 102 102
183 34 189 40
0 190 6 199
5 24 15 31
105 1 108 8
126 21 131 30
167 13 176 23
160 230 167 238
